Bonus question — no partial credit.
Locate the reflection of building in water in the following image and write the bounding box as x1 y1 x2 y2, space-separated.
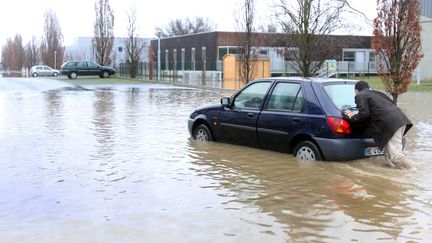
44 91 63 129
92 90 116 160
187 140 415 241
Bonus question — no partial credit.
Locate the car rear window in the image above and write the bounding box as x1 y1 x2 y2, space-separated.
323 83 356 110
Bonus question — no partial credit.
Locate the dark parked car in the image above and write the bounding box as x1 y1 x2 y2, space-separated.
188 77 383 161
60 61 115 79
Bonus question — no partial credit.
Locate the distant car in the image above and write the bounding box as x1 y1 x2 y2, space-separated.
60 61 116 79
188 77 383 161
30 65 60 77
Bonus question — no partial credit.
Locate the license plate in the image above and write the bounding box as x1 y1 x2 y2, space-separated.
364 147 384 156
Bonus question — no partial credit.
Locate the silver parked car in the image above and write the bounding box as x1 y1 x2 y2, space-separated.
30 65 60 77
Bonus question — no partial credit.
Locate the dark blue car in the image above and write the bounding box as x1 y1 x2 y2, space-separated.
188 77 383 161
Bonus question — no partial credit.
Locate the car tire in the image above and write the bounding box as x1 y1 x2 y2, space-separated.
32 73 38 77
53 72 58 77
102 71 109 78
193 124 213 142
70 72 78 79
293 141 322 161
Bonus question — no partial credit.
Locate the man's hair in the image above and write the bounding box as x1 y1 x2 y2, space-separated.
355 81 370 91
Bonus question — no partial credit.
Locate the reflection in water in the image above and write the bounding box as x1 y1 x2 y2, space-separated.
92 90 116 160
187 139 424 241
0 84 430 242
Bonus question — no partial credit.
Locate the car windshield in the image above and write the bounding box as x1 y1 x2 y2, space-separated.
323 83 356 110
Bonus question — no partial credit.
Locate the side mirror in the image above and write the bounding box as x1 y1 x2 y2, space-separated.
220 97 231 107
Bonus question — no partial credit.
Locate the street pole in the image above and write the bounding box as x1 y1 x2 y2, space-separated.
92 40 97 63
157 38 161 81
54 51 57 69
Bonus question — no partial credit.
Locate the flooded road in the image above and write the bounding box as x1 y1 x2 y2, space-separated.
0 78 431 242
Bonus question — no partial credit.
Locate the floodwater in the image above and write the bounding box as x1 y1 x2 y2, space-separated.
0 78 431 242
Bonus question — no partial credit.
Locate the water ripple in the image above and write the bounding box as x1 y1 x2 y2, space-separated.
0 85 431 242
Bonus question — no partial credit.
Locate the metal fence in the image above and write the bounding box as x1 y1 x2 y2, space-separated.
118 60 379 89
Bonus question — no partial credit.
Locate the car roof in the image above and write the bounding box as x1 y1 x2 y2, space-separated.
254 77 358 84
32 65 49 68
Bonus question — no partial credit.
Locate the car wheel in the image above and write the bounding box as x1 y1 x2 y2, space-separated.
32 73 38 77
70 72 78 79
193 124 213 142
53 72 58 77
293 141 322 161
102 71 109 78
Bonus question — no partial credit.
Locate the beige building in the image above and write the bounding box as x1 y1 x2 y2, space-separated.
222 54 270 90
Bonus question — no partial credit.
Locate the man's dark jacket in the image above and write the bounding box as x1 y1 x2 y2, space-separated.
350 89 412 149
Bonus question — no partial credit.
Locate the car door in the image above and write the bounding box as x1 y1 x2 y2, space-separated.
257 81 306 153
218 81 272 148
36 66 44 76
77 61 88 75
43 66 51 76
86 61 99 75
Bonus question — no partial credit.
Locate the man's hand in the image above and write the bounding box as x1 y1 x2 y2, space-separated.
344 109 353 119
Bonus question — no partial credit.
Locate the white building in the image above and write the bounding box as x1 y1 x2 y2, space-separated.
419 0 432 81
65 37 151 67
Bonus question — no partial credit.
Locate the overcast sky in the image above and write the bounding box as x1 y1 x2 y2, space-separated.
0 0 377 47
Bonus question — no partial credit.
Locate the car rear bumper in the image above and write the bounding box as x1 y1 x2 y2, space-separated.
314 137 381 161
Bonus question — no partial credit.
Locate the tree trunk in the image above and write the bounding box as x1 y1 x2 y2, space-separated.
392 93 398 105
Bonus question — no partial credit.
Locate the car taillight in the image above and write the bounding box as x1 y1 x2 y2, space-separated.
327 117 351 135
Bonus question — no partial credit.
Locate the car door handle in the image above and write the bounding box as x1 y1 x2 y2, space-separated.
247 113 255 118
292 118 302 123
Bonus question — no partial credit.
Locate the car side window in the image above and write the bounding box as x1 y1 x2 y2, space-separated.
267 82 304 112
77 62 87 68
87 62 97 68
233 82 271 109
65 62 77 68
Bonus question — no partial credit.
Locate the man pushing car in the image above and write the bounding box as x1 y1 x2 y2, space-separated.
344 81 413 169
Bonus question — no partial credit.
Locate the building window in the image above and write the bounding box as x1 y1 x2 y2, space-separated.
369 52 376 63
343 51 355 62
118 47 123 52
181 48 185 71
283 48 299 61
259 49 268 56
218 47 228 60
191 48 196 71
165 50 169 71
228 47 242 55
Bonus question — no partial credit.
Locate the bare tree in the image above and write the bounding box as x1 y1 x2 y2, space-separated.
1 40 10 69
372 0 422 104
148 46 154 80
274 0 351 77
64 50 87 62
235 0 260 84
1 34 25 71
1 38 15 70
25 36 39 68
154 17 215 38
123 5 146 78
40 9 64 69
93 0 115 65
13 35 25 70
257 23 279 33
